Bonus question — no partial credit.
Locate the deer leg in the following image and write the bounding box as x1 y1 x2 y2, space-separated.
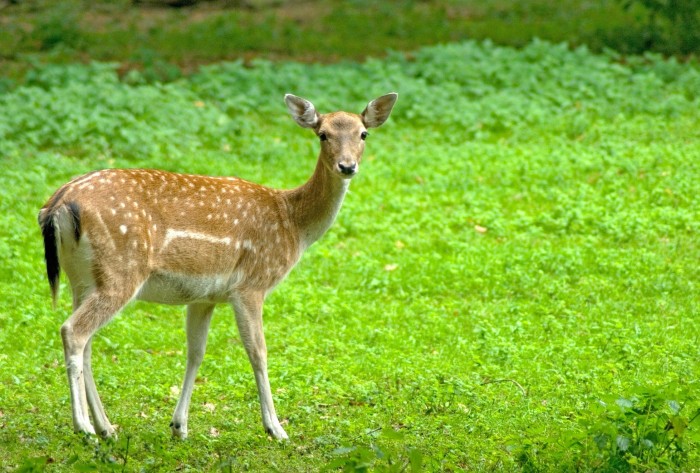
171 303 215 439
71 288 116 438
61 290 131 436
231 292 288 440
83 337 116 438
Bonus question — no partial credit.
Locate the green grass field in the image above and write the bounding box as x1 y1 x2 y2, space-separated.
1 0 697 86
1 38 700 471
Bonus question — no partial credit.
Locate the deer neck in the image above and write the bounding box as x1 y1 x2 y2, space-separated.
283 154 350 250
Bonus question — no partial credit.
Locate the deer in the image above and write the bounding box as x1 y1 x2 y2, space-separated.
38 93 398 440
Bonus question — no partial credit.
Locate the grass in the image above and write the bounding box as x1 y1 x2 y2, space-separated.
0 0 696 86
1 39 700 471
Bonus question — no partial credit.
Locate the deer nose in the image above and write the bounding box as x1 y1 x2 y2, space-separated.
338 162 357 175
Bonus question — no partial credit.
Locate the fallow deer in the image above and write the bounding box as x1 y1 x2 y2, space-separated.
38 93 398 440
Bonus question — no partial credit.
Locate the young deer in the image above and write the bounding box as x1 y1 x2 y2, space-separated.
38 93 398 440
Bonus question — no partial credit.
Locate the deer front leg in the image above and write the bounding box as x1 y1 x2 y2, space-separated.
231 292 288 440
171 303 215 439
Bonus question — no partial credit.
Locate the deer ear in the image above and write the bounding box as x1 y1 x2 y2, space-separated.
362 93 398 128
284 94 319 129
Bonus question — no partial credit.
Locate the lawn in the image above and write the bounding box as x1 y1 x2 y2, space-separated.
0 38 699 471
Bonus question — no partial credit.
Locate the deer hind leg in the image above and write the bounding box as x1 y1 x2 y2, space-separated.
71 287 117 438
231 291 288 440
171 303 215 439
83 337 116 438
61 289 134 436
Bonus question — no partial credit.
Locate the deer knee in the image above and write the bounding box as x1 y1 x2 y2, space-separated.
60 321 89 353
60 322 75 346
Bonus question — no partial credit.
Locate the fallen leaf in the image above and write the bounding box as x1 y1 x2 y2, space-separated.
384 264 399 271
474 225 488 234
203 402 216 413
209 427 220 437
170 385 180 396
194 100 205 108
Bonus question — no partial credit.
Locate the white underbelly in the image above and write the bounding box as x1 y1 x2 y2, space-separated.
136 271 243 305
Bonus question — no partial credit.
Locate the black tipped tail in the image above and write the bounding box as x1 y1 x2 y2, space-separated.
39 209 60 308
39 202 82 307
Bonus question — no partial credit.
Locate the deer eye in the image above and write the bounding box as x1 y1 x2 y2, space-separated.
319 132 328 142
360 131 368 140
